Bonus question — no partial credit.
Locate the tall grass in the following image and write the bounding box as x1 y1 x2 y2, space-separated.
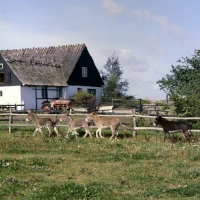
0 126 199 199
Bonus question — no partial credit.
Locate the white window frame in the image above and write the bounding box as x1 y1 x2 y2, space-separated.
0 63 3 69
82 67 87 77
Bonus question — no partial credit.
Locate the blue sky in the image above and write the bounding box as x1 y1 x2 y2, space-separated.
1 0 200 100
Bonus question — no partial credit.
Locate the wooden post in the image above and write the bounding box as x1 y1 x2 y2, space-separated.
132 109 137 137
9 108 13 134
139 99 143 113
155 103 158 113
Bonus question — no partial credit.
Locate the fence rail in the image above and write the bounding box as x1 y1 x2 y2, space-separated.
0 104 24 110
1 109 200 136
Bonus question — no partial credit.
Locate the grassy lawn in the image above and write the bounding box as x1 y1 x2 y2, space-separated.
0 126 200 199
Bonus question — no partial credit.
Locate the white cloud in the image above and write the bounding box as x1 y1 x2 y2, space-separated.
134 9 151 19
153 15 187 41
117 49 150 72
134 9 187 42
101 0 126 16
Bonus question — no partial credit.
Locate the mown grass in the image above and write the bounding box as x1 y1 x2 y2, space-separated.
0 126 200 199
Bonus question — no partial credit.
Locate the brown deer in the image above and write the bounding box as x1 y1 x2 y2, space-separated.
85 112 126 139
60 114 93 138
26 110 59 137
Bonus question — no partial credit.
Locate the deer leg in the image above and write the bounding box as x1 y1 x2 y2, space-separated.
183 131 191 142
110 131 117 140
54 126 60 137
33 128 38 136
38 128 44 137
65 130 69 138
110 127 118 139
83 131 87 137
109 133 114 139
47 126 52 137
98 129 104 138
72 130 79 138
114 127 119 139
114 131 118 139
65 127 72 138
83 131 88 138
87 129 93 138
83 129 92 138
164 132 167 142
83 127 88 137
83 125 93 138
109 128 114 139
95 129 99 138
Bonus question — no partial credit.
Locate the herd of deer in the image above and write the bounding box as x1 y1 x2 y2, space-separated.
26 110 125 139
26 110 194 141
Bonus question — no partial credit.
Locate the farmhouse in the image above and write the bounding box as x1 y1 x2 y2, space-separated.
0 44 104 110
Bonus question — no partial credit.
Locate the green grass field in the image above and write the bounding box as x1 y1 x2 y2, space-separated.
0 126 200 200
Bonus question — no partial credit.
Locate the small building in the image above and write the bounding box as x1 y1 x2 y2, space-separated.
0 44 104 110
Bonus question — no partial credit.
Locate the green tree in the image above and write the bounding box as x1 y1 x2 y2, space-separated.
73 91 96 112
100 54 129 101
157 49 200 116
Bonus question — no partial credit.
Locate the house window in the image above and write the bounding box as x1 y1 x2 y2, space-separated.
0 73 4 83
87 89 96 96
58 87 63 98
0 63 3 69
82 67 87 77
77 88 82 92
42 87 48 99
0 91 2 96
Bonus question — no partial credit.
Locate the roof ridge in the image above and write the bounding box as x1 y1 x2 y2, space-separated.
0 43 86 53
0 44 86 68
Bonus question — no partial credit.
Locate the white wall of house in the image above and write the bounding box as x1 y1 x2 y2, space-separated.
0 86 23 109
0 85 103 110
21 86 36 110
64 85 103 103
21 86 59 110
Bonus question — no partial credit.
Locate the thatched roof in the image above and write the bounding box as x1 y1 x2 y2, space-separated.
0 44 86 86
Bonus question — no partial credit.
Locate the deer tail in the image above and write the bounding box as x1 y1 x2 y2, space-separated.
120 123 127 131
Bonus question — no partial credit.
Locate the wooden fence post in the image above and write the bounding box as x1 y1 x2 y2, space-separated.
9 108 13 134
132 109 137 137
155 103 158 113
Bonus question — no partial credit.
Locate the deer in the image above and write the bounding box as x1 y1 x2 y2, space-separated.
153 112 193 142
85 112 126 139
60 114 93 138
26 110 59 137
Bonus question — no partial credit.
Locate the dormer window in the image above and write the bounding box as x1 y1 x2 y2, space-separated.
82 67 87 77
0 63 3 69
